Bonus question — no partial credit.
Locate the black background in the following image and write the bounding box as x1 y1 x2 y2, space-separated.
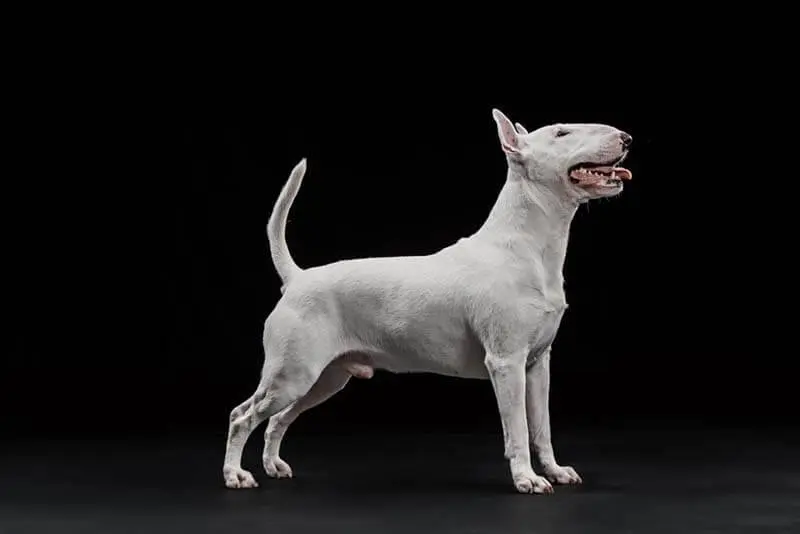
3 22 799 532
4 47 793 445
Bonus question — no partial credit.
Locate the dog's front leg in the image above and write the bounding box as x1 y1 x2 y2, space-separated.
485 350 554 494
526 349 582 485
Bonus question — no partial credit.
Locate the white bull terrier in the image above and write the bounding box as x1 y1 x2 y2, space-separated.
222 108 633 494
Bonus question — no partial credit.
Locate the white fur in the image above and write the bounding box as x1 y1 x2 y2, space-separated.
222 109 632 494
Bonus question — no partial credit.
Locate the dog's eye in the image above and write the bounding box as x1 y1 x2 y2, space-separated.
555 129 570 138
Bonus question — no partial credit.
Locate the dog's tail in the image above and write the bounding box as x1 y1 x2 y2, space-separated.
267 158 306 289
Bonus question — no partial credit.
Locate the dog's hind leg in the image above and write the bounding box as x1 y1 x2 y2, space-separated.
259 355 373 478
222 316 341 489
262 355 374 478
222 394 261 488
261 362 353 479
223 370 320 489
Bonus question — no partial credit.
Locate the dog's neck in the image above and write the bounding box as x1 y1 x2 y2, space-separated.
471 163 579 299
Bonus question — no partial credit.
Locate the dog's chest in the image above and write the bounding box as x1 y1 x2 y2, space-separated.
536 304 565 340
529 287 568 356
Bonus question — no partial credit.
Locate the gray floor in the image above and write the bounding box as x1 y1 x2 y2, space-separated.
2 425 798 533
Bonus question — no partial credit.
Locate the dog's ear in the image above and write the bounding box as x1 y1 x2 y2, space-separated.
492 108 524 158
514 122 528 135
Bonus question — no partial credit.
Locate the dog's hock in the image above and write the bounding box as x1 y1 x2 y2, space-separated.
492 108 525 157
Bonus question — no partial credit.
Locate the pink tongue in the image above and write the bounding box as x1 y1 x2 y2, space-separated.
613 167 632 180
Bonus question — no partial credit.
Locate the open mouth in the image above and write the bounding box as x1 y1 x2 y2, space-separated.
569 155 632 189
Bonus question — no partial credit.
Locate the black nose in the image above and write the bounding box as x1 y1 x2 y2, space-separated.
620 132 633 148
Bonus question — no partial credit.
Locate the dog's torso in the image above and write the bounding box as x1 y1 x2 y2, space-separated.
278 236 568 378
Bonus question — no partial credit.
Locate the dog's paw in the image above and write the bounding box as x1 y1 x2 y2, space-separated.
513 473 554 495
223 465 259 489
543 464 582 485
263 456 293 479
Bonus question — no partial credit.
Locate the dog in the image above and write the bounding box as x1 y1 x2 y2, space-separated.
222 108 633 494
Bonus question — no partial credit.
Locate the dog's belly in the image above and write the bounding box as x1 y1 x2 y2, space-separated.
341 302 490 378
335 294 489 379
363 331 490 379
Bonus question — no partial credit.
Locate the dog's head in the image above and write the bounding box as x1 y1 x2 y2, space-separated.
491 109 633 203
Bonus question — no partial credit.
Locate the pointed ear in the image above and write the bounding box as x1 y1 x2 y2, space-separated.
492 108 524 157
514 122 528 135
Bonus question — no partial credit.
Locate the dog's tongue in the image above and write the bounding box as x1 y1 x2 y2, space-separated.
612 167 633 180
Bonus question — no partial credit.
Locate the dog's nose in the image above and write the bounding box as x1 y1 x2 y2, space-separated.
620 132 633 148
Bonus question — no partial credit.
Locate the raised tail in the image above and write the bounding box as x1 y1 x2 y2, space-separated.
267 158 306 289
